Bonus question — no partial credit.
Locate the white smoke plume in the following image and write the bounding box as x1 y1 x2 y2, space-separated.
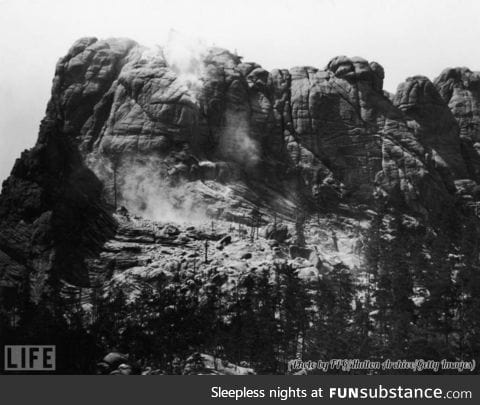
120 158 209 224
219 110 260 169
162 29 209 102
139 45 165 65
87 154 210 224
84 32 261 224
158 30 261 169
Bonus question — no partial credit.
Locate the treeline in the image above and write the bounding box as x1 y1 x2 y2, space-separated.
1 206 480 374
362 204 480 367
85 262 357 374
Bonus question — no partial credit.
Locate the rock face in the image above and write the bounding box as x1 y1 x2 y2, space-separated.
0 102 116 303
434 67 480 181
1 37 480 301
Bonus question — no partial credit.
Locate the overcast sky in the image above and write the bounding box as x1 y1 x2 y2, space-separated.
1 0 480 183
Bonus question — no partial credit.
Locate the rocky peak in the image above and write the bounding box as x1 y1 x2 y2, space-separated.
434 67 480 144
393 75 467 180
2 37 480 301
326 55 385 91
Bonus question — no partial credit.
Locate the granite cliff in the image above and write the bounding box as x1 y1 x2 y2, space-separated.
1 38 480 373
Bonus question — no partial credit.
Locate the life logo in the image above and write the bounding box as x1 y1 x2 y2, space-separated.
4 345 56 372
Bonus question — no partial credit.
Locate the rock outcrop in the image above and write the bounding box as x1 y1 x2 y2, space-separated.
1 36 480 303
434 67 480 182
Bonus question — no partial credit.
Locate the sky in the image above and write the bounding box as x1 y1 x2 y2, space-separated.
1 0 480 183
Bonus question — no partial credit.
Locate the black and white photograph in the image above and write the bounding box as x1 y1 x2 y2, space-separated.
0 0 479 380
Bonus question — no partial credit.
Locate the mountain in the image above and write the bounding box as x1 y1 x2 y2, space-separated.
1 37 480 374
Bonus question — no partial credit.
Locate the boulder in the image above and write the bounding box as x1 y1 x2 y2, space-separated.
289 245 313 260
239 252 252 260
264 223 290 243
216 235 232 249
